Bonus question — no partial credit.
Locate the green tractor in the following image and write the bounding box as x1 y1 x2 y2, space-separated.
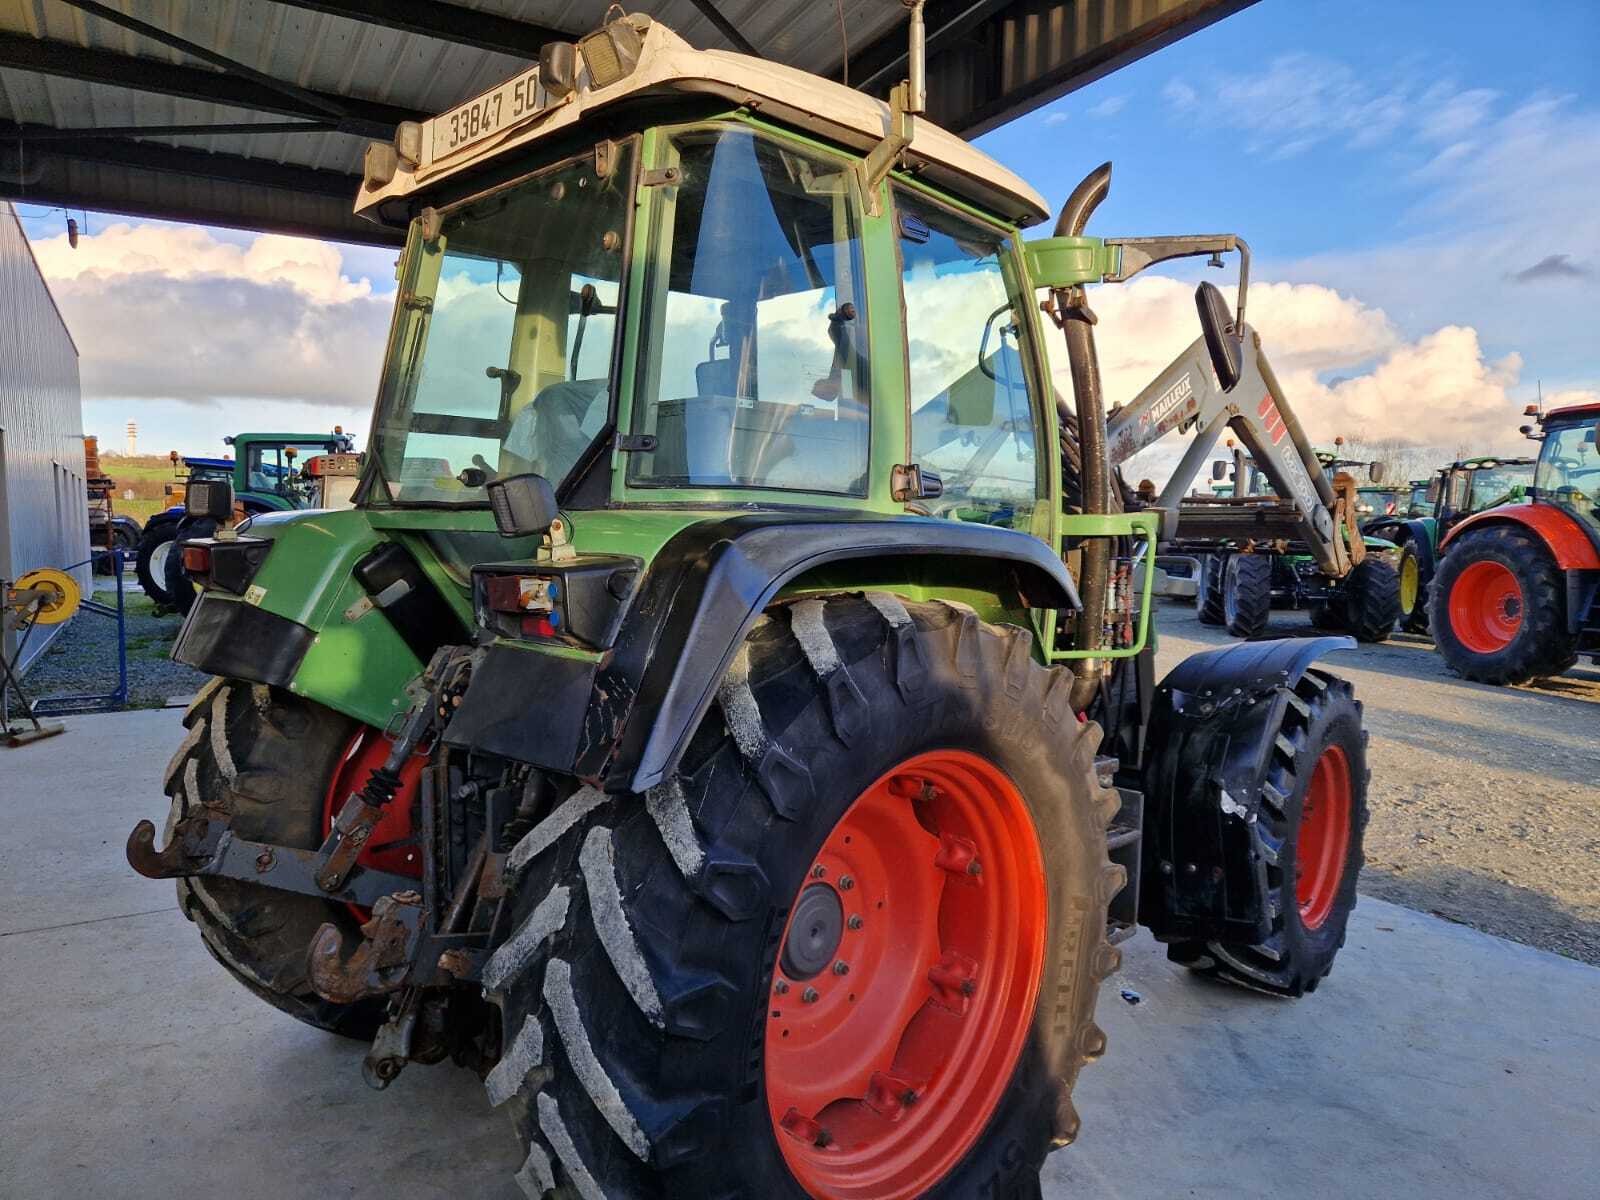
129 14 1371 1198
1365 455 1535 633
136 431 357 612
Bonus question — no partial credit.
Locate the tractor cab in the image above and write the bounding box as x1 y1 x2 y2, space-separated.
352 15 1052 539
1531 406 1600 540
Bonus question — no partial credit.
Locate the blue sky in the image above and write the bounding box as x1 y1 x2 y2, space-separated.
14 0 1599 465
979 0 1600 402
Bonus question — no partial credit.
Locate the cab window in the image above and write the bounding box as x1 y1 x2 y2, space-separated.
627 127 870 495
895 189 1041 528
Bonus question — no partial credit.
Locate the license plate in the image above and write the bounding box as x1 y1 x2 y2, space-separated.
432 67 544 161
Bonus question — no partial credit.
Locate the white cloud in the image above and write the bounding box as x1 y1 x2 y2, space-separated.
30 223 391 411
1087 95 1126 118
1041 274 1537 489
1043 111 1070 126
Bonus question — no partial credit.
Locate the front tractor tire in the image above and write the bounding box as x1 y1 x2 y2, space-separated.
1340 556 1401 643
161 679 396 1037
1222 553 1272 639
483 595 1124 1200
1428 526 1578 685
1168 668 1368 997
1197 553 1226 625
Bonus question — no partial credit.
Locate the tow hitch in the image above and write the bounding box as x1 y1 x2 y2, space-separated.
127 647 507 1088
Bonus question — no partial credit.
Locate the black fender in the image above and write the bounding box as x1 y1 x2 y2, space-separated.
445 513 1081 791
1139 635 1354 944
1391 518 1437 582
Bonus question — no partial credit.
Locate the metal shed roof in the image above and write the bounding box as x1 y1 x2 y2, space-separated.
0 1 1253 246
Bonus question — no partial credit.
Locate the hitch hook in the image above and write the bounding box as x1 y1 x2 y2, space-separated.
126 816 214 879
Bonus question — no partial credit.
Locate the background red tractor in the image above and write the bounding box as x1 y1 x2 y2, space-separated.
1429 402 1600 683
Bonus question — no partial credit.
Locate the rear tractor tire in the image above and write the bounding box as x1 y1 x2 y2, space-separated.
1168 668 1368 997
1428 526 1578 685
1223 553 1272 639
1196 553 1227 626
164 516 219 616
483 595 1124 1200
160 678 417 1038
1341 556 1401 644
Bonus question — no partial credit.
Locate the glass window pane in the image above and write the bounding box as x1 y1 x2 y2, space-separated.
1535 419 1600 535
628 128 870 495
897 191 1040 529
372 142 634 504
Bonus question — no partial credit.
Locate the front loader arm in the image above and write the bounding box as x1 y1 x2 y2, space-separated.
1108 324 1349 577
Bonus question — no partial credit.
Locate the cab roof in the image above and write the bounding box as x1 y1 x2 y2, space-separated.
1545 401 1600 423
355 19 1051 230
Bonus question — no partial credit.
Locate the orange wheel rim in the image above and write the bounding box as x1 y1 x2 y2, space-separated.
764 750 1048 1200
1448 560 1522 653
1296 745 1352 931
322 728 424 919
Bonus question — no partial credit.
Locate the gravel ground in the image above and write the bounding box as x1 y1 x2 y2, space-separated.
7 579 208 715
1155 600 1600 966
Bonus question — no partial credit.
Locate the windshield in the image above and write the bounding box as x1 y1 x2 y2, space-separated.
1467 463 1533 512
1535 419 1600 536
369 141 635 505
626 126 870 495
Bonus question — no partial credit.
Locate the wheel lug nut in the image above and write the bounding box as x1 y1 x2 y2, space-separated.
847 915 864 930
833 961 849 976
811 865 827 879
966 860 982 876
802 987 819 1003
838 875 854 890
774 979 790 994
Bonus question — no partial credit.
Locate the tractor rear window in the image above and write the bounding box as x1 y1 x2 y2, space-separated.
1535 419 1600 534
626 127 871 496
369 141 635 505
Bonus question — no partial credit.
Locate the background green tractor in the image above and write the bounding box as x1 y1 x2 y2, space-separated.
135 430 357 612
1365 455 1535 633
1182 445 1400 641
130 14 1371 1199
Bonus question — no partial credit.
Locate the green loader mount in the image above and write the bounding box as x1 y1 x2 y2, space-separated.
130 12 1373 1199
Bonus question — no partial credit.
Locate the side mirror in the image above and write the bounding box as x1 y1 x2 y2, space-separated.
1194 281 1241 392
1368 462 1385 483
185 477 234 521
1210 460 1228 481
486 473 557 538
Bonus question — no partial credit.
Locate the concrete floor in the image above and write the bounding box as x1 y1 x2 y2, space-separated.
3 708 1597 1199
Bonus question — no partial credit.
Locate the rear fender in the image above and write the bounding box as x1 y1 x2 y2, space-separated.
1441 505 1600 571
1139 636 1354 944
443 513 1081 792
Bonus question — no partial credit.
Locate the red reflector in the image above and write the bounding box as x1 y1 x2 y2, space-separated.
521 614 557 638
182 546 211 573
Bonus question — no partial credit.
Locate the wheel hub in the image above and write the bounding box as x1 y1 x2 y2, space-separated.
781 884 845 981
1448 559 1524 654
764 750 1047 1200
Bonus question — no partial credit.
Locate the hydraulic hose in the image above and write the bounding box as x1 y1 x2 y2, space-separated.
1052 163 1114 710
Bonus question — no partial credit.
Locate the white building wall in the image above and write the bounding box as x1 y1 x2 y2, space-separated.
1 202 86 674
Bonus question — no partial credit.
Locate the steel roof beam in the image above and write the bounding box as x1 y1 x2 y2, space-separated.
57 0 347 119
272 0 570 58
0 33 420 137
1 121 361 197
683 0 761 57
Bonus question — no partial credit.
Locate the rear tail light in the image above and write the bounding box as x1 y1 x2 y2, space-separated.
485 574 561 614
182 546 211 574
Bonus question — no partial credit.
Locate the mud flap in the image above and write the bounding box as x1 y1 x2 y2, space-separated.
1138 636 1354 943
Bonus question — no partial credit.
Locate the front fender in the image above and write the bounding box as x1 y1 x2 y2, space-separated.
1140 636 1354 944
1441 505 1600 570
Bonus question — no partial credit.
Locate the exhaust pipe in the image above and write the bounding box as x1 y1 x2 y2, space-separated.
1053 163 1113 710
